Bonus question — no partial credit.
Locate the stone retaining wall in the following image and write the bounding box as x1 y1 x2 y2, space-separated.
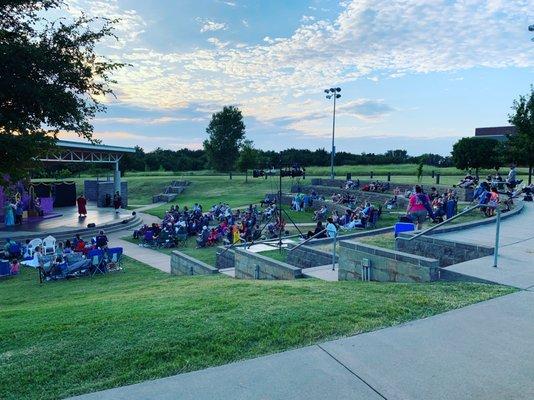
286 244 337 269
338 240 439 283
171 251 219 276
216 246 236 269
234 248 302 280
395 234 494 268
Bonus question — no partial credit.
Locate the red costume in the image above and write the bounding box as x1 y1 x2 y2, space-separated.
77 196 87 216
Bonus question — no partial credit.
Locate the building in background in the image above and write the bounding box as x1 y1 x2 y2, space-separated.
474 126 516 141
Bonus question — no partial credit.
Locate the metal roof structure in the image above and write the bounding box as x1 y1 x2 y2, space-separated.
40 140 135 164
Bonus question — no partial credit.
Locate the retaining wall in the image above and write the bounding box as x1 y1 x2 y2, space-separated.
234 248 302 280
338 240 439 283
396 234 494 268
171 251 219 276
216 246 236 269
286 244 337 269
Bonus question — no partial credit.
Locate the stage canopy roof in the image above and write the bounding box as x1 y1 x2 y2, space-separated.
40 140 136 164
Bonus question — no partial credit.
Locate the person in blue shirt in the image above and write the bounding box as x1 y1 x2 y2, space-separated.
326 217 337 238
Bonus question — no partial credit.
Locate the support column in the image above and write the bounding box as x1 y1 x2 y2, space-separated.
114 161 121 195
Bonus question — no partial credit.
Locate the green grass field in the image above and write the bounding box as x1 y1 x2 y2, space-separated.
0 258 515 400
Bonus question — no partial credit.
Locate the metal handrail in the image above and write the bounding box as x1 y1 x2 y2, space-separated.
288 228 327 251
396 203 484 242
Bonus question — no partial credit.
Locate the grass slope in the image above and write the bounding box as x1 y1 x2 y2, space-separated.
0 259 514 400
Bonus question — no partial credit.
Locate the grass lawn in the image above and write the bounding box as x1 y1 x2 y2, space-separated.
0 258 515 400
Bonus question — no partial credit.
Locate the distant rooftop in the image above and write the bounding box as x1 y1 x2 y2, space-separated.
475 126 516 140
56 140 136 154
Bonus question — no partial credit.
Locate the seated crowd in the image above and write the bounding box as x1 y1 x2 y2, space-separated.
133 202 287 249
1 231 120 281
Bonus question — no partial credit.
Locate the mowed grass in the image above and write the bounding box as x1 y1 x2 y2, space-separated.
0 258 515 400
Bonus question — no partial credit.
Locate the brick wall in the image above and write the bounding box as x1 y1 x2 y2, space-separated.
395 234 494 267
171 251 219 276
338 240 439 283
234 248 302 280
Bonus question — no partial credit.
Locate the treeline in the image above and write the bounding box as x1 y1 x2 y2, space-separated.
118 147 453 172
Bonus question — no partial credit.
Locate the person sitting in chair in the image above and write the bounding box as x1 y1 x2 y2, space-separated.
196 226 210 248
95 230 108 249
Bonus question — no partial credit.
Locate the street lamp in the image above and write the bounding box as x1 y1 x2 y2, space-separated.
325 87 341 180
529 24 534 41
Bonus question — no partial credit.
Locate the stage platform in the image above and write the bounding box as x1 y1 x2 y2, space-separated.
0 204 141 244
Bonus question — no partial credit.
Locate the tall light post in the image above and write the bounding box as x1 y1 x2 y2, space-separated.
325 87 341 180
529 24 534 41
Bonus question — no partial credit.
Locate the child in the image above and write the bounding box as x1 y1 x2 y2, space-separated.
486 187 500 217
10 259 20 275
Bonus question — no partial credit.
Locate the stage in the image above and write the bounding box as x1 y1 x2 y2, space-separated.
0 203 139 243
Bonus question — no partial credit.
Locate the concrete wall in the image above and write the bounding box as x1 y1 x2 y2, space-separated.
234 248 302 280
286 244 337 269
171 251 219 276
216 246 235 269
395 234 494 268
338 240 439 283
84 180 128 207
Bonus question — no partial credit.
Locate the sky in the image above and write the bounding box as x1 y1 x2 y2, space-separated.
58 0 534 156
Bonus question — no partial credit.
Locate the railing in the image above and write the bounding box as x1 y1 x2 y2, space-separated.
396 203 502 268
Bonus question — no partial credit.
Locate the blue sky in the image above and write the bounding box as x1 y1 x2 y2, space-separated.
60 0 534 156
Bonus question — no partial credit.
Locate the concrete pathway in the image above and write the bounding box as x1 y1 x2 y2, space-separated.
434 202 534 288
70 290 534 400
303 264 339 281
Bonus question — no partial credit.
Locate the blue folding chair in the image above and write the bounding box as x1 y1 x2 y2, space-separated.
0 260 12 278
106 247 124 272
88 249 106 276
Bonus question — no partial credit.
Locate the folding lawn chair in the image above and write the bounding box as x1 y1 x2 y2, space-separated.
88 249 106 276
0 260 12 279
106 247 124 272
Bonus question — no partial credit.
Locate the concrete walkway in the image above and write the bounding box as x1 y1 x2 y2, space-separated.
70 290 534 400
303 264 339 281
109 210 171 274
435 202 534 288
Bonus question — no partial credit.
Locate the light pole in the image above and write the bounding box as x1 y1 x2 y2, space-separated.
325 87 341 180
529 24 534 41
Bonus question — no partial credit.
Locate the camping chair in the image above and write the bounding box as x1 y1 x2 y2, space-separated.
0 260 12 279
88 249 106 276
175 232 188 247
106 247 123 272
43 235 57 255
142 230 155 248
28 238 43 257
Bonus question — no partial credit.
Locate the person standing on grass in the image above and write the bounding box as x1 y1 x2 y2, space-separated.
77 194 87 218
407 185 430 230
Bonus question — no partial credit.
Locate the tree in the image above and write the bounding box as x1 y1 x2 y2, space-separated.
203 106 246 172
507 86 534 184
237 140 260 172
451 137 501 177
0 0 124 185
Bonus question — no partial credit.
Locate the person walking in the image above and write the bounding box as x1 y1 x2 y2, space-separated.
407 185 430 230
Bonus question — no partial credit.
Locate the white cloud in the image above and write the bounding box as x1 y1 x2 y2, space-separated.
68 0 534 139
197 18 228 33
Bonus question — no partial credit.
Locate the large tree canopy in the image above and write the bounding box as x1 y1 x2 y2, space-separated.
203 105 246 172
0 0 123 184
451 137 501 176
508 86 534 184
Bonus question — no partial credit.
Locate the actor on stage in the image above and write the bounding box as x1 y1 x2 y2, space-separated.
113 191 122 214
77 194 87 218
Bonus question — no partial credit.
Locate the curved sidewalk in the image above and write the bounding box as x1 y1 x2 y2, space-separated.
434 202 534 288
